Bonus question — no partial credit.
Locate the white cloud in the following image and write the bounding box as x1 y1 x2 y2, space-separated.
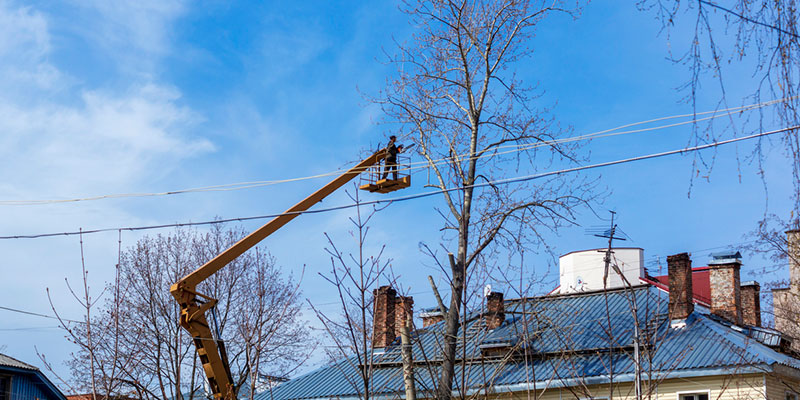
84 0 185 54
0 1 63 91
0 84 212 197
0 1 48 59
0 97 203 203
0 2 214 374
68 0 187 76
0 1 212 201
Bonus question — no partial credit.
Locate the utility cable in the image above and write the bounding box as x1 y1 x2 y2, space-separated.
0 305 84 324
699 0 800 39
0 96 793 206
1 125 794 240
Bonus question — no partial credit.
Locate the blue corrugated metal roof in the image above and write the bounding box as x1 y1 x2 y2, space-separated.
260 286 800 400
0 353 67 400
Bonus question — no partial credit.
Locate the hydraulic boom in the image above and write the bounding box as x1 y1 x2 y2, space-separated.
170 149 397 399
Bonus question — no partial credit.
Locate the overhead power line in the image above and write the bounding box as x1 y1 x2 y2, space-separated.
1 125 794 240
0 305 83 324
0 96 793 206
699 0 800 39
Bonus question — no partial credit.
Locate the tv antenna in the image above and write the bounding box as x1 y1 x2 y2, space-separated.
594 211 626 287
595 211 642 400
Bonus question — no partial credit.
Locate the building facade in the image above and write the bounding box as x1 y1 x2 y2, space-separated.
0 353 66 400
262 234 800 400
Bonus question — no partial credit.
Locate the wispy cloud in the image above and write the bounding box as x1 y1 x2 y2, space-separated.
0 1 63 92
66 0 187 76
0 1 211 200
0 84 213 199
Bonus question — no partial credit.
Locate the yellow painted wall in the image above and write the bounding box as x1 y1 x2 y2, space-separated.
765 372 800 400
482 373 783 400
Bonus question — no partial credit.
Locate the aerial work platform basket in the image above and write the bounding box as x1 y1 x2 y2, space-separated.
359 153 411 193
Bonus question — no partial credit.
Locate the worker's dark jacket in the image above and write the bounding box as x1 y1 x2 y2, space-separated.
386 144 398 162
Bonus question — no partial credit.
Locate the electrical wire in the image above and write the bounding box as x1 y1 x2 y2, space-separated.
699 0 800 39
1 125 794 240
0 305 84 324
0 326 60 331
1 96 793 206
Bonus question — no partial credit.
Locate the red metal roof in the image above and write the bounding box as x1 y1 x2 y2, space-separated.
645 266 711 307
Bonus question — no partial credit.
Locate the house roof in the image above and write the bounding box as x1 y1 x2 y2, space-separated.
261 285 800 400
0 353 38 370
0 352 67 400
647 267 712 307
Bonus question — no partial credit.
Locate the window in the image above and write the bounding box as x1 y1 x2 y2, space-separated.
679 394 708 400
0 375 10 400
786 391 798 400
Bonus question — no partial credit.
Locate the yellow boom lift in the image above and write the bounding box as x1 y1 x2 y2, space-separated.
170 148 410 399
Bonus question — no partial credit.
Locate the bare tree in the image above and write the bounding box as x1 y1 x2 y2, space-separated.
639 5 800 366
377 1 596 398
44 230 138 399
640 0 800 248
57 224 313 400
310 187 395 400
230 252 310 399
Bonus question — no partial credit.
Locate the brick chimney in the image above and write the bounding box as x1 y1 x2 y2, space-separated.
740 281 761 327
372 286 396 348
485 292 505 330
708 254 742 325
667 253 694 320
774 229 800 350
420 306 445 328
789 229 800 289
395 296 414 335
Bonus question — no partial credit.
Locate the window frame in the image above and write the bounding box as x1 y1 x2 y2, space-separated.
676 390 711 400
0 374 12 400
785 390 798 400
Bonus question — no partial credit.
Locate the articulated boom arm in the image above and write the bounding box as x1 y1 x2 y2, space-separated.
170 150 385 399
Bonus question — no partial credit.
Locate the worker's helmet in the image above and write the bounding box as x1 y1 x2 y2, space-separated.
389 135 397 140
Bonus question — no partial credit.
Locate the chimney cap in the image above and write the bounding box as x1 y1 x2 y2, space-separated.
741 280 760 288
420 305 446 317
709 251 742 265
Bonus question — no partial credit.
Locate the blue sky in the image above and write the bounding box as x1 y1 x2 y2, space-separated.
0 0 795 386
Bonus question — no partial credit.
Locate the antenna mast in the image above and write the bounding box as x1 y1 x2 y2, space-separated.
594 211 642 400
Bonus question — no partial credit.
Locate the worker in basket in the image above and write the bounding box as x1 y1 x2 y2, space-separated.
382 135 406 181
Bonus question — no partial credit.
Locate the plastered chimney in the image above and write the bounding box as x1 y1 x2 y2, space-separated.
667 253 694 320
